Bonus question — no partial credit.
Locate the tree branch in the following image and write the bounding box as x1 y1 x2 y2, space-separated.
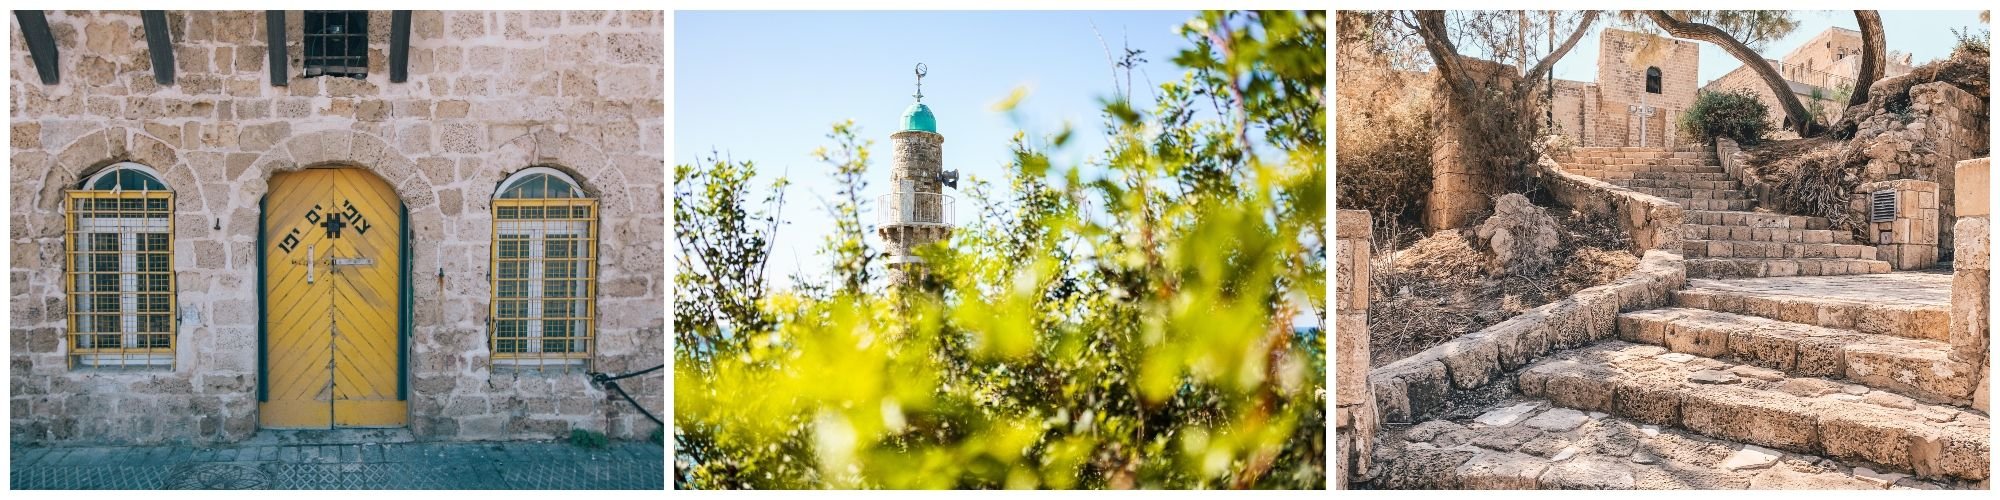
1514 10 1598 96
1412 11 1472 100
1645 10 1817 136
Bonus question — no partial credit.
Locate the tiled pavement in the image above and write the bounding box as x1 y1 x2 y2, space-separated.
10 440 664 489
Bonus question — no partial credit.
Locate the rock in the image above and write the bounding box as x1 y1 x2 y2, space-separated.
1471 194 1561 276
1829 394 1864 402
1474 403 1540 428
1470 425 1545 452
1631 451 1659 464
1518 435 1571 458
1853 466 1910 487
1776 378 1842 397
1639 425 1660 437
1689 370 1741 384
1587 411 1608 420
1729 365 1787 382
1455 452 1552 489
1749 464 1883 490
1551 445 1582 462
1524 408 1591 432
1863 391 1916 410
1720 444 1784 471
1843 384 1870 395
1541 456 1637 489
1406 420 1468 442
1657 353 1695 363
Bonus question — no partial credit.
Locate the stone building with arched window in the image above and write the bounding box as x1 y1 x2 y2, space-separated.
8 10 664 445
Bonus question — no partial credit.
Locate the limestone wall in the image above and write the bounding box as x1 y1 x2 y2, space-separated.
1368 250 1685 424
9 10 664 444
1532 153 1686 255
1852 179 1940 270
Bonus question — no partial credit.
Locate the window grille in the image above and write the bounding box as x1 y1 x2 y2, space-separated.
303 10 368 78
65 163 176 370
1645 67 1662 94
490 168 597 373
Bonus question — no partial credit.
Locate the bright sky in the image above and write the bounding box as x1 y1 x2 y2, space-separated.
675 11 1202 290
1551 10 1986 86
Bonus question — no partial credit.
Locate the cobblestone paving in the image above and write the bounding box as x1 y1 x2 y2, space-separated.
1686 272 1953 306
10 441 663 489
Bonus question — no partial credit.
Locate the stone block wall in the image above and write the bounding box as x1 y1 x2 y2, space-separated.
1532 154 1685 255
10 10 665 445
1848 80 1989 258
1368 250 1685 424
1333 209 1375 489
1949 158 1988 413
1852 179 1940 270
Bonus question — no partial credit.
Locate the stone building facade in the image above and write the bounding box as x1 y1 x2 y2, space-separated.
9 10 664 445
1549 28 1699 148
1703 27 1916 132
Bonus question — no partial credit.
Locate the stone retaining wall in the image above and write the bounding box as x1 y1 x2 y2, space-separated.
1368 250 1686 424
1532 153 1686 255
1333 209 1375 489
10 10 664 445
1853 179 1941 270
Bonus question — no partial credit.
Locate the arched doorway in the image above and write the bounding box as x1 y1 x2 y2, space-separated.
258 166 410 428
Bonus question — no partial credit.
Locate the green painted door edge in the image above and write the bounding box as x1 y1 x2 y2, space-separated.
398 203 410 401
256 194 268 402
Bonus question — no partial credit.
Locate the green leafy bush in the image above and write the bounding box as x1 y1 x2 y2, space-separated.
1680 89 1772 146
674 11 1324 489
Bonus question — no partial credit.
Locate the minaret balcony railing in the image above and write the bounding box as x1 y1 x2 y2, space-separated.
877 191 955 227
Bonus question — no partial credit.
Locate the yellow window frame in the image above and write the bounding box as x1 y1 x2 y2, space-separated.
64 189 177 370
490 197 599 373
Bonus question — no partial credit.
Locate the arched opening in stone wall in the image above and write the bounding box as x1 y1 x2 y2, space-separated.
1646 67 1662 94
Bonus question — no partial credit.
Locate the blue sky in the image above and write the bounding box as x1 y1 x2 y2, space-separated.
676 11 1203 289
1551 10 1986 85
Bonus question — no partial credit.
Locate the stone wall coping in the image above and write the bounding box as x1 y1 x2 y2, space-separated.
1367 250 1686 424
1337 209 1371 238
1957 158 1989 217
1858 178 1941 193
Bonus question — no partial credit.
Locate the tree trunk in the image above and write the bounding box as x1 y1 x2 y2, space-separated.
1645 10 1818 137
1849 11 1886 108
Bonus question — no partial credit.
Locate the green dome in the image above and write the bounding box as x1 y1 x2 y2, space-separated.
902 103 937 133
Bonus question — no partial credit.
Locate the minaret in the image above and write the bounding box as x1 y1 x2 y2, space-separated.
878 63 957 287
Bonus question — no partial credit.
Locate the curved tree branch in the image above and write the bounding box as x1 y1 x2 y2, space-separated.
1645 10 1817 136
1849 11 1885 108
1412 10 1472 100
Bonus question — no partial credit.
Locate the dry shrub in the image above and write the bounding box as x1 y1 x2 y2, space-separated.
1748 138 1865 228
1366 203 1637 366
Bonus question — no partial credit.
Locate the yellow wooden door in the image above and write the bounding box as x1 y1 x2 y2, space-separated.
261 167 407 429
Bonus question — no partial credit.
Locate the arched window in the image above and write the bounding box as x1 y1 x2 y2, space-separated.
1645 67 1662 94
66 162 176 369
490 167 598 372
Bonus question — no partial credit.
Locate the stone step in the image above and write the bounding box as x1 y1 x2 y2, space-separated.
1663 198 1754 211
1685 258 1891 279
1680 224 1844 245
1616 308 1975 405
1374 398 1974 489
1670 277 1951 342
1516 341 1988 482
1567 157 1719 168
1567 164 1726 176
1610 178 1742 191
1681 239 1878 260
1686 210 1832 230
1625 186 1750 200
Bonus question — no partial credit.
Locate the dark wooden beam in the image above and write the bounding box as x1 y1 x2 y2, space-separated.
266 10 287 86
389 10 411 83
140 11 175 85
14 11 59 85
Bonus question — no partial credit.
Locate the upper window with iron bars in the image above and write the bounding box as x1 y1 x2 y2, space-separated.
66 162 177 370
303 10 369 79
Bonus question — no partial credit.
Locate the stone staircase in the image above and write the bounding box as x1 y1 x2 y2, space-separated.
1370 273 1987 489
1559 147 1891 279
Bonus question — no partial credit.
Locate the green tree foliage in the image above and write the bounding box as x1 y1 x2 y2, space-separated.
672 152 786 364
1680 89 1773 146
675 10 1325 489
814 121 877 295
